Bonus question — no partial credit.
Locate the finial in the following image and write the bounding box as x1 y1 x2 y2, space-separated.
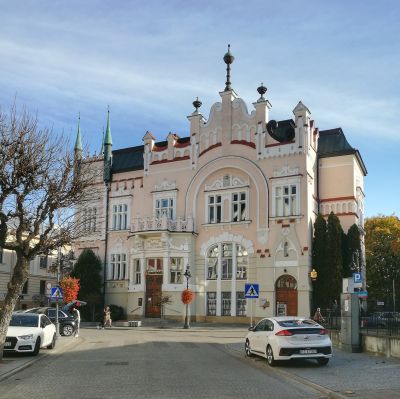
223 44 235 91
193 97 202 112
257 83 267 100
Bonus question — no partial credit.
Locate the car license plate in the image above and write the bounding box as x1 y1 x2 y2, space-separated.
4 342 11 347
300 349 317 354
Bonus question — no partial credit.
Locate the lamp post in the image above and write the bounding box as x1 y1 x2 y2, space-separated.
310 268 318 314
183 265 191 329
52 249 75 337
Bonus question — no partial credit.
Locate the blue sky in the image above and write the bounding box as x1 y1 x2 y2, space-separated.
1 0 399 217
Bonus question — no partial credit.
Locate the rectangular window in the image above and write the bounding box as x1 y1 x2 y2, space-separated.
22 280 29 295
40 280 46 295
274 185 297 217
236 244 248 280
155 198 174 219
232 192 247 222
208 195 222 223
39 256 48 269
207 292 217 316
236 292 246 316
134 259 141 285
110 253 127 280
221 243 232 279
221 292 231 316
147 258 163 273
83 207 97 233
170 257 183 283
112 204 128 230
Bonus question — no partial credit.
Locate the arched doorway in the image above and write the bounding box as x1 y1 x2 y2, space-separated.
275 275 298 316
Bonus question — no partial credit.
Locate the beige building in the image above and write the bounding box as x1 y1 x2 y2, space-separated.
74 49 366 323
0 247 59 310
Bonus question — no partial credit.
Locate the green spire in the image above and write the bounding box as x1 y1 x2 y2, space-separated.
74 113 83 153
104 106 112 145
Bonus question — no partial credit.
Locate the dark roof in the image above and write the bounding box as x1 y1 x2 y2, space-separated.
112 145 144 172
318 128 367 175
110 136 190 174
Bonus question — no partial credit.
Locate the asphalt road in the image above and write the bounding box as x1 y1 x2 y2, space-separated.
0 327 331 399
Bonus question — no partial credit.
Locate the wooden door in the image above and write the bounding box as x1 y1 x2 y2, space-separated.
275 275 298 316
145 274 163 318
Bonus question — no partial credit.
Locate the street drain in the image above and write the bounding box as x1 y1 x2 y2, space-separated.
105 361 129 366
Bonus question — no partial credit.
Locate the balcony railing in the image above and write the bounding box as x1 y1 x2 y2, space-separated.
131 216 194 233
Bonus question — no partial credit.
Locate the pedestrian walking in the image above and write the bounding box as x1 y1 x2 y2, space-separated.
313 307 325 324
70 306 81 337
103 306 112 328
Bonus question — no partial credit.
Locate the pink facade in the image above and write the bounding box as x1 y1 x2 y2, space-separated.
74 58 366 323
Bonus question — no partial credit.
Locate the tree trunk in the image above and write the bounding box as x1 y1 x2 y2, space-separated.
0 254 30 361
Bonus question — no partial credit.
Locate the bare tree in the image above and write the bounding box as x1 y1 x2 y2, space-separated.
0 105 94 358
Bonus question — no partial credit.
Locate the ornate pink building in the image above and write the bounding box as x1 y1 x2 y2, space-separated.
74 49 366 322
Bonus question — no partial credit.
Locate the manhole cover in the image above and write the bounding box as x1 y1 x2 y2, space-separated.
105 361 129 366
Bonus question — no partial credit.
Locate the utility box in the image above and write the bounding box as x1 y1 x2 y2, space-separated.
340 293 361 352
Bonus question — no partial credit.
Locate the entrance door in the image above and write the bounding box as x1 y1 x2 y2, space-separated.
275 275 298 316
145 274 163 318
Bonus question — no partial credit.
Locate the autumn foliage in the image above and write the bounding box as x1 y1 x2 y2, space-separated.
60 277 80 303
181 289 195 305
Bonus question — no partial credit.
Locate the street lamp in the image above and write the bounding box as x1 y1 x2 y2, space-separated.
310 268 318 314
183 265 191 329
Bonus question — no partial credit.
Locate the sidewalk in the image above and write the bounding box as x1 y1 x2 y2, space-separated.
0 335 80 382
228 341 400 398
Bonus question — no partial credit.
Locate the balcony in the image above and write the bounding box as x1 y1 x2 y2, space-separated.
131 215 194 233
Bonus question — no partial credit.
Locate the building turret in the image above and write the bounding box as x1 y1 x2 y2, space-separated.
103 108 113 183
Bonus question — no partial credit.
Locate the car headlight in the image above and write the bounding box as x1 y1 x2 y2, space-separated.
18 334 34 340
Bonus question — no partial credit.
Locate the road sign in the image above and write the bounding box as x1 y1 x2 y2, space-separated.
353 272 362 283
51 287 63 300
357 291 368 298
244 283 259 298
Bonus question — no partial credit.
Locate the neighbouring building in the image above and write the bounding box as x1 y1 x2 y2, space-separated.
74 49 367 323
0 247 59 310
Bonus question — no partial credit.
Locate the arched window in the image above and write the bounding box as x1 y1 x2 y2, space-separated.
276 275 297 289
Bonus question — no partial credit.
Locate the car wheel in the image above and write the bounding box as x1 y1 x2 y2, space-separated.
33 337 41 356
47 333 56 349
245 339 253 357
266 345 276 367
317 358 329 366
62 324 74 336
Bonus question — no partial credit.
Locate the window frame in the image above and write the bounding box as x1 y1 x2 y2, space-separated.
112 203 128 230
272 178 300 218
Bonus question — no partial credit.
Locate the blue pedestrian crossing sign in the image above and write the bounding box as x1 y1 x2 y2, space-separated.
51 287 63 300
245 283 259 298
353 272 362 284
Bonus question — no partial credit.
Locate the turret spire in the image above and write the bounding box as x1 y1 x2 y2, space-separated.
223 44 235 91
104 106 112 146
103 106 113 183
74 112 83 154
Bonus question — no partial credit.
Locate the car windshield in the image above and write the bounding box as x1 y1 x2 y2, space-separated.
10 314 39 327
278 319 318 327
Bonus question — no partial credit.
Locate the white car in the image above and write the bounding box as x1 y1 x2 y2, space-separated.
4 313 57 356
245 316 332 366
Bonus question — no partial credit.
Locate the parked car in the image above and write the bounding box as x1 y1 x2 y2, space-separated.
23 307 76 336
362 311 400 328
245 317 332 366
4 313 56 355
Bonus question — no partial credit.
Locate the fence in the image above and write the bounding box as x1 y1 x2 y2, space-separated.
319 307 400 337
